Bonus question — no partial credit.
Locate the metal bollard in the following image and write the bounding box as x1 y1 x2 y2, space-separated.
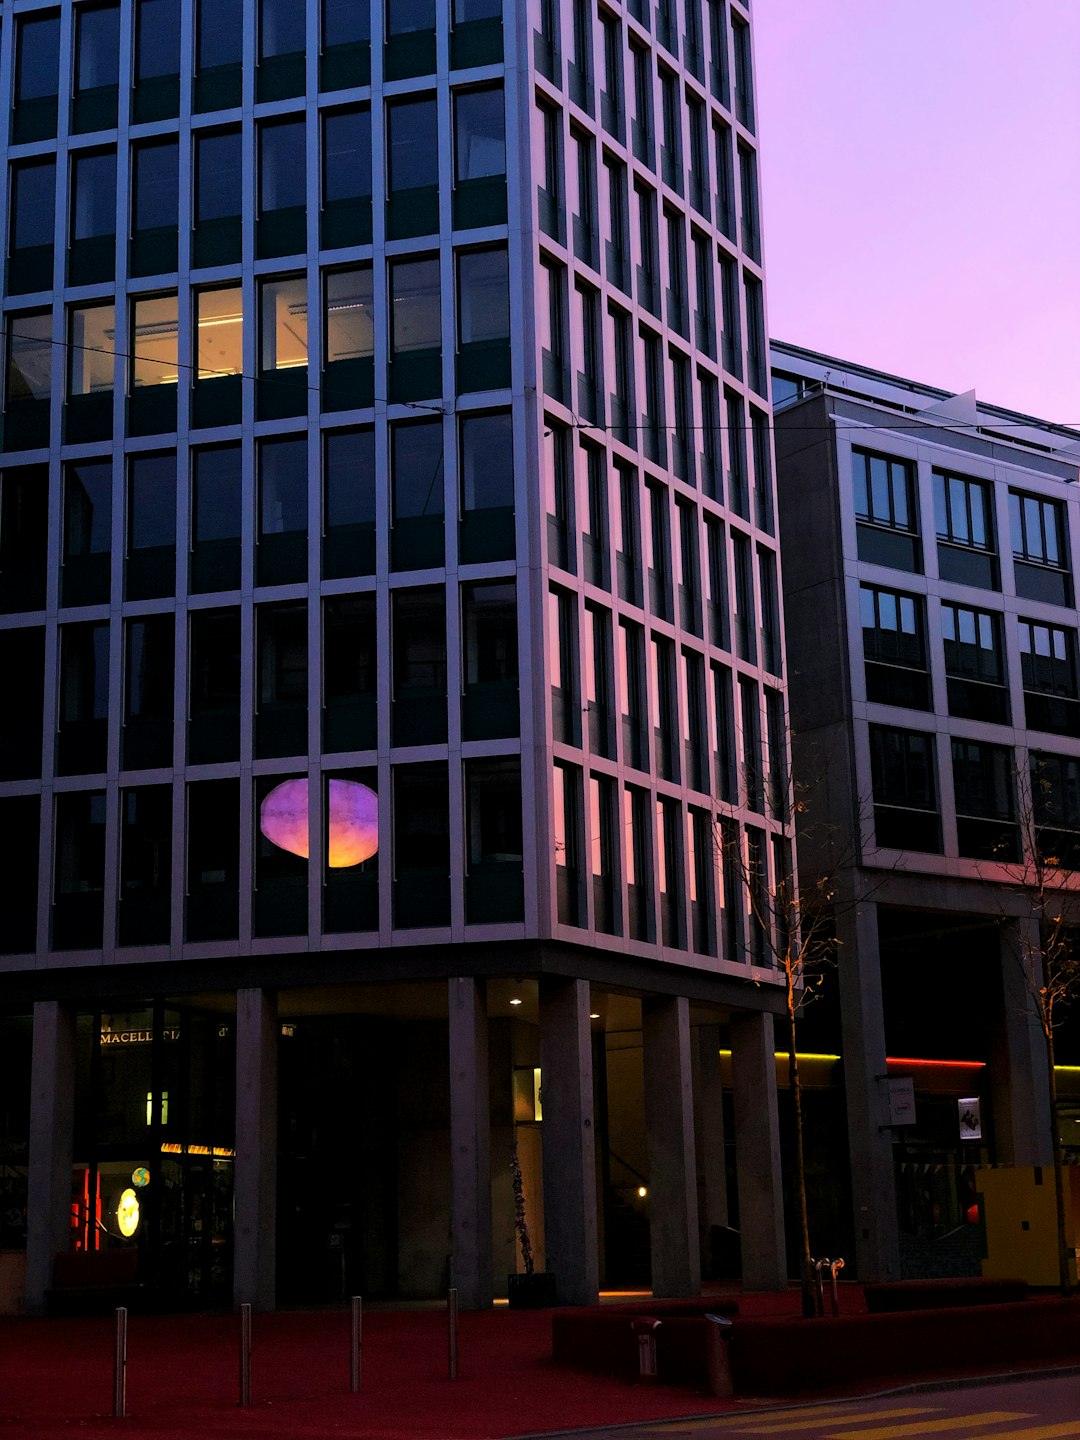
630 1317 661 1380
704 1314 733 1398
350 1295 363 1393
238 1303 252 1407
113 1306 128 1419
813 1257 831 1318
447 1287 459 1380
829 1257 845 1316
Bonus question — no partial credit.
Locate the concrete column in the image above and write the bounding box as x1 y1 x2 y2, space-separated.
448 977 493 1308
994 917 1053 1164
643 997 700 1296
538 977 599 1305
692 1023 728 1278
25 1002 76 1315
233 988 278 1311
836 899 900 1281
730 1010 787 1290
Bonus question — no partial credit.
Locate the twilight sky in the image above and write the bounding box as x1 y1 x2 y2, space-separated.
754 0 1080 425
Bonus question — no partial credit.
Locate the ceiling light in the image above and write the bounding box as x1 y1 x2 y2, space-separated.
589 1013 600 1020
509 997 523 1006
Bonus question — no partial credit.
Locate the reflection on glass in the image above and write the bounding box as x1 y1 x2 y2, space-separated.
458 249 510 344
455 89 505 180
76 6 121 92
390 258 440 353
196 287 243 378
7 314 52 399
326 269 375 363
69 306 115 395
260 276 308 371
132 294 179 386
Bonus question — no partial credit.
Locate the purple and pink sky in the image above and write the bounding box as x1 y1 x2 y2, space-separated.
755 1 1080 424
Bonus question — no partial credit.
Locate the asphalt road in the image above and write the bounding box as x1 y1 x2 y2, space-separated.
550 1373 1080 1440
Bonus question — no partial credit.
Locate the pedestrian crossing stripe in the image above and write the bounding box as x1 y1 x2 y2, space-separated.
790 1412 1031 1440
646 1413 939 1435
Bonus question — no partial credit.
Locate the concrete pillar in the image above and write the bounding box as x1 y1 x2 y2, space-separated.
233 988 278 1311
643 997 700 1296
730 1010 787 1290
994 917 1053 1164
25 1001 76 1315
539 977 599 1305
448 977 493 1308
692 1023 729 1278
836 899 900 1281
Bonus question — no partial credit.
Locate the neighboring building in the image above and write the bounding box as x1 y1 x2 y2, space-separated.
0 0 791 1312
773 341 1080 1281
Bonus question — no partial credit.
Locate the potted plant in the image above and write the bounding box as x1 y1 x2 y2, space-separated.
507 1143 557 1308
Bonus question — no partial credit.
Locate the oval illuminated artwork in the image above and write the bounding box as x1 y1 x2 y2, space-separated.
116 1187 141 1238
259 778 379 868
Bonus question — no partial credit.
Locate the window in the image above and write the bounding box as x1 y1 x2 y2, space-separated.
454 87 506 228
932 470 998 588
651 635 678 781
635 182 660 315
119 787 172 945
676 500 701 635
614 461 641 605
67 303 115 397
624 785 652 941
941 601 1008 725
323 596 377 752
387 96 438 238
640 327 665 465
659 69 681 191
260 0 306 60
860 584 930 710
852 448 921 573
186 780 240 941
0 629 44 781
630 42 653 164
599 13 623 138
540 259 568 405
535 0 561 83
1031 751 1080 867
645 482 672 621
739 675 762 812
256 602 308 758
324 266 374 370
14 12 60 142
122 615 174 768
584 603 614 758
9 159 56 292
196 286 243 378
131 293 179 401
1019 619 1080 737
465 759 524 924
127 452 176 599
392 589 447 745
582 442 608 588
191 444 242 592
257 436 308 585
732 12 754 130
197 0 243 78
570 129 598 266
195 129 243 266
58 622 110 776
462 580 518 740
603 156 630 293
259 119 307 214
69 151 117 284
952 740 1018 862
457 247 511 391
869 725 941 853
574 282 601 422
460 411 514 562
134 0 181 120
681 648 707 793
389 258 441 374
324 427 375 579
63 460 112 606
1010 489 1071 606
657 797 682 948
744 273 766 396
608 303 633 442
549 586 580 746
393 763 450 928
132 139 180 239
6 311 52 412
323 109 372 246
589 774 618 934
391 418 444 569
260 275 309 375
53 792 107 949
713 659 736 801
699 370 721 501
618 618 647 770
731 530 755 662
665 209 688 336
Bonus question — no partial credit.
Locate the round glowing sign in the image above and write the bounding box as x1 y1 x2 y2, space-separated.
131 1167 150 1188
259 779 379 868
117 1188 141 1238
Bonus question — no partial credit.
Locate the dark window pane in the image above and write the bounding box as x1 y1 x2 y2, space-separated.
129 453 177 550
133 140 179 232
325 0 370 45
193 445 242 542
326 428 375 527
198 0 243 69
72 152 117 239
388 0 436 37
136 0 181 79
11 161 56 251
461 411 512 510
64 460 112 557
259 437 308 534
455 88 505 181
77 6 121 91
388 98 439 190
7 313 52 400
390 258 440 353
16 14 60 101
324 110 372 202
260 121 307 211
458 248 510 344
261 0 306 56
197 132 243 221
392 420 444 519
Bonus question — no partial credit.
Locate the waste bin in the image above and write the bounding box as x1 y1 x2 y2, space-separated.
705 1313 733 1397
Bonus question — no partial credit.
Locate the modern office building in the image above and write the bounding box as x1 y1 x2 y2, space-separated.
0 0 791 1313
772 341 1080 1281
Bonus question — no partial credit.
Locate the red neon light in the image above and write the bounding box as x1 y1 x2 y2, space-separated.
886 1056 986 1070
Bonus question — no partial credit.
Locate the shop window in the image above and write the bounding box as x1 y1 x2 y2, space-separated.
323 768 379 933
258 276 308 420
391 418 444 571
257 119 307 259
453 87 506 229
256 603 308 758
255 773 308 937
69 150 117 286
8 158 56 295
118 787 172 945
122 615 174 770
1010 489 1072 607
58 622 110 775
73 5 120 133
196 0 243 111
194 130 243 268
62 459 112 607
134 0 181 122
554 762 583 926
324 595 377 753
387 96 439 240
186 780 241 941
1020 618 1080 738
53 791 107 950
131 140 180 276
193 285 243 427
0 462 47 613
191 445 242 593
0 803 39 951
322 109 372 249
465 759 524 924
952 740 1018 863
389 256 441 403
869 724 942 853
323 428 376 579
860 583 930 711
257 436 308 586
65 303 115 444
462 580 518 740
852 448 922 574
392 587 447 745
0 628 44 779
393 763 449 927
126 453 176 600
941 601 1008 725
322 0 371 90
258 0 306 101
451 0 502 67
13 11 60 143
456 247 510 393
459 410 514 563
933 470 999 590
323 266 375 411
624 784 652 941
188 608 241 763
549 586 580 747
386 0 437 81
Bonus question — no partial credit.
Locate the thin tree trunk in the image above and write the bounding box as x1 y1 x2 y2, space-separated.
788 964 815 1315
1044 1009 1071 1296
